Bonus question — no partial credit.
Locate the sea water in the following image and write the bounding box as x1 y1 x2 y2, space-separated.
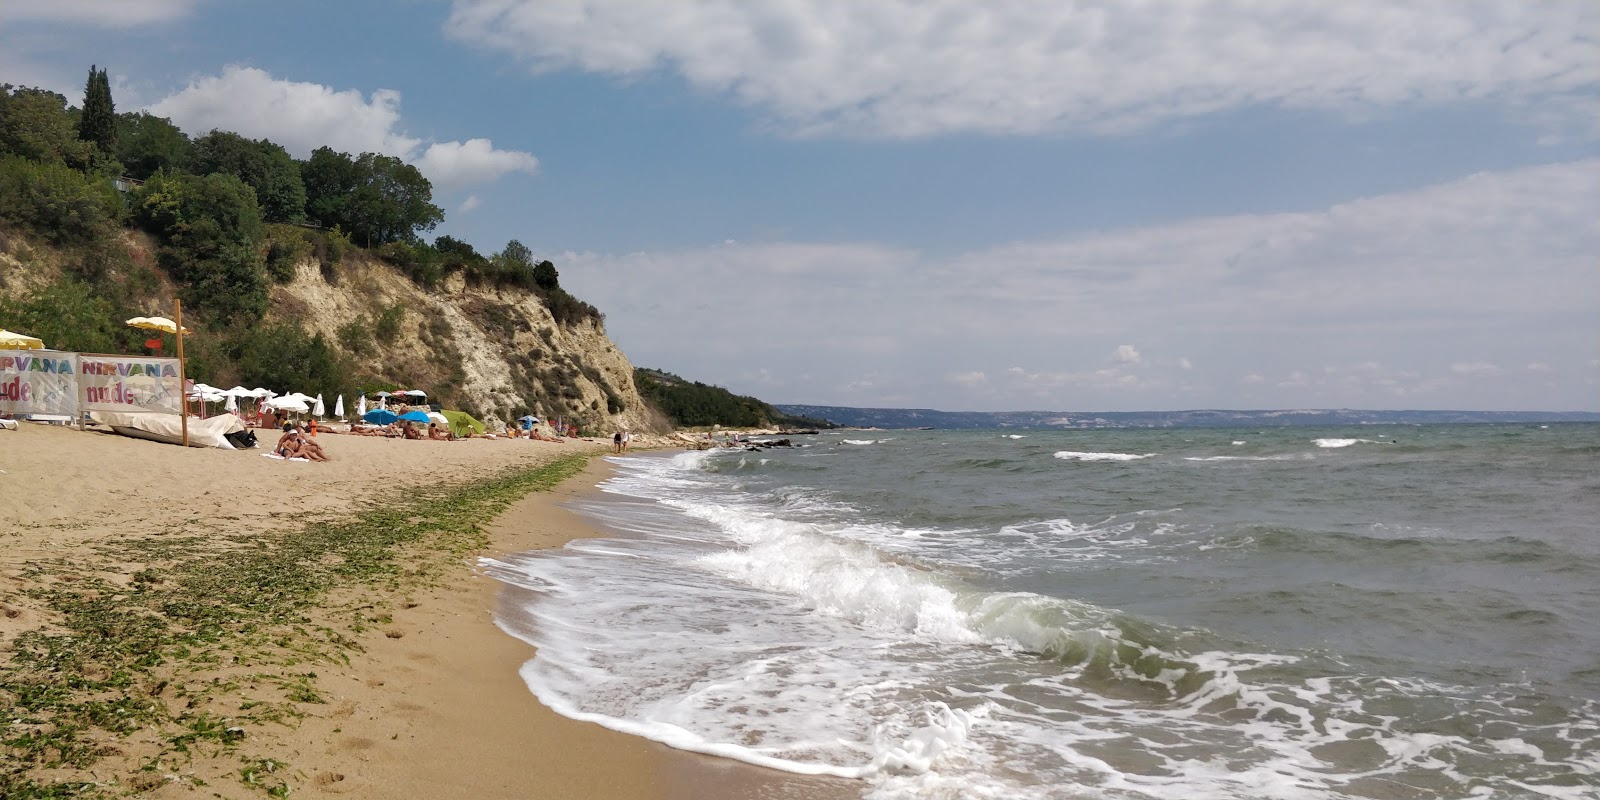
485 424 1600 799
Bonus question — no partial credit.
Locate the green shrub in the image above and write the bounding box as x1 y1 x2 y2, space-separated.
265 224 314 283
0 155 122 245
228 322 350 398
336 315 373 356
373 302 406 341
0 276 142 354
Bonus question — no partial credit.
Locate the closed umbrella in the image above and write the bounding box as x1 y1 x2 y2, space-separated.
225 392 238 413
334 395 345 419
313 394 325 417
357 395 367 417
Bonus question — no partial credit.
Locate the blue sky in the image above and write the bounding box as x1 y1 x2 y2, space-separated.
3 0 1596 411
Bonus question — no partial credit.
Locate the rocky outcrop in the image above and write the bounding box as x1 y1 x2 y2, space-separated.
275 253 669 434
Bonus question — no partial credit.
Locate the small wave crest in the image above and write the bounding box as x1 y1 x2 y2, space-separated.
1053 450 1154 461
1314 438 1385 448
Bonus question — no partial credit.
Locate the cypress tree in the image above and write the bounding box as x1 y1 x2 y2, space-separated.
77 65 117 156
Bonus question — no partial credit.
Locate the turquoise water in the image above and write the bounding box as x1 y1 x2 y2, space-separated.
488 423 1600 799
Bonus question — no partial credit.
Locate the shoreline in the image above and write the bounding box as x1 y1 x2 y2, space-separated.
0 426 854 799
289 454 856 799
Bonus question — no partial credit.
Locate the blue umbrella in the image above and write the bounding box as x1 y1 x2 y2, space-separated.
362 409 399 425
398 410 431 423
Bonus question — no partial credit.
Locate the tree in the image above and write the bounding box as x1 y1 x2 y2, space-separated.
116 112 193 179
192 130 307 223
132 171 270 322
300 147 442 246
77 65 117 156
532 259 559 290
0 85 94 168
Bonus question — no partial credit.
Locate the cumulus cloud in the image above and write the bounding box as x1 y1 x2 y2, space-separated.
558 159 1600 410
446 0 1600 138
415 139 539 191
1 0 199 27
459 195 483 213
1112 345 1142 365
1177 358 1194 371
145 66 538 188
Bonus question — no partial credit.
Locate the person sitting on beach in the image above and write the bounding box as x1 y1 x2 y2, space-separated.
297 433 331 462
427 423 451 441
275 423 302 458
402 422 424 440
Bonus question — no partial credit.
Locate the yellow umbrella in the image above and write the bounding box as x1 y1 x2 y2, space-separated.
0 329 45 349
126 316 191 335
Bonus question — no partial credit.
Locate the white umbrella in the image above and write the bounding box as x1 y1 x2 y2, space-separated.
357 395 367 417
313 393 325 417
426 411 449 426
266 397 310 413
225 392 238 413
404 390 427 397
334 395 345 419
376 391 391 398
228 385 251 396
252 388 272 398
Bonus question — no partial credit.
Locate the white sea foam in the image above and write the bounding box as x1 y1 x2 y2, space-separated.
1232 440 1247 446
488 448 1599 800
843 439 882 445
1053 450 1154 461
1314 437 1383 448
1002 434 1026 439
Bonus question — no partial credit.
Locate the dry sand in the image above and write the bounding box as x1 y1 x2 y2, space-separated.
1 422 853 799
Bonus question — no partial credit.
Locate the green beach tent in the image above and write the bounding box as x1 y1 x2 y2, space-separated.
440 409 485 437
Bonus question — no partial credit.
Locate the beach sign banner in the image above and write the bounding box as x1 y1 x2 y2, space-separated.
0 349 79 416
78 355 183 415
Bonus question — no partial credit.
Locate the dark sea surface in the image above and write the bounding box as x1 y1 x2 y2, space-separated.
487 424 1600 799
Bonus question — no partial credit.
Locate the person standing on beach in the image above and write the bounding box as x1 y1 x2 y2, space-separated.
613 430 623 453
622 429 631 452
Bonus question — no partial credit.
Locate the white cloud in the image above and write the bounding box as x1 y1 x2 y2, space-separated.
415 139 539 191
459 195 483 213
1112 345 1142 365
1 0 199 27
560 159 1600 410
1452 361 1504 377
1526 362 1553 372
447 0 1600 138
1177 358 1193 371
948 371 987 387
1242 374 1267 385
145 66 537 188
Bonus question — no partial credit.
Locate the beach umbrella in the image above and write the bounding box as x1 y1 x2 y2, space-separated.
362 408 398 425
125 316 191 335
376 391 391 398
334 395 345 419
357 395 367 417
441 410 485 436
425 411 449 427
266 396 310 413
225 392 238 413
404 389 427 397
0 329 45 349
313 394 325 417
251 388 272 398
397 410 430 423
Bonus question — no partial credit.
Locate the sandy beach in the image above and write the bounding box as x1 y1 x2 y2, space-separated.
0 423 851 799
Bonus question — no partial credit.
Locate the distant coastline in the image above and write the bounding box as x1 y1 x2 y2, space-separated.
776 405 1600 430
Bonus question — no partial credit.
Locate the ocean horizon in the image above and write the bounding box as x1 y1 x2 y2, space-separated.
489 423 1599 799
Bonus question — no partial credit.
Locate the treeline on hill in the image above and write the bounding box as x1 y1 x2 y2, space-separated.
633 368 835 430
0 68 600 411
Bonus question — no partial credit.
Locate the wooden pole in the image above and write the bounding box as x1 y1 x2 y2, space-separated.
175 299 189 448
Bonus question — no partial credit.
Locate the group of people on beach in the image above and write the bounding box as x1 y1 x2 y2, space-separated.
274 422 331 461
613 429 631 452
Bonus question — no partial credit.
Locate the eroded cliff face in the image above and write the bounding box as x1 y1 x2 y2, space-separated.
273 253 668 434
